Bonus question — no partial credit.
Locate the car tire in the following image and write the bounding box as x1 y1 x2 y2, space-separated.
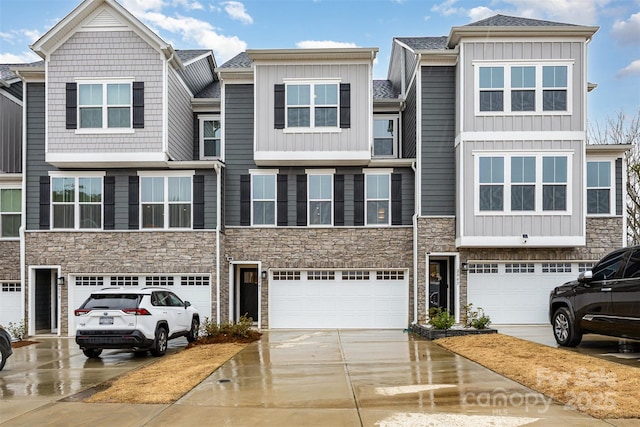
83 348 103 358
552 307 582 347
0 347 7 371
186 317 199 343
150 326 168 357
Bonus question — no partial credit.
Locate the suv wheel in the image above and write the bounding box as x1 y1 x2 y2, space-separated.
186 317 199 343
552 307 582 347
83 348 103 358
0 347 7 371
150 326 168 357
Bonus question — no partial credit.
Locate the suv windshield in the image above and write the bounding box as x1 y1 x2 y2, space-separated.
83 294 141 310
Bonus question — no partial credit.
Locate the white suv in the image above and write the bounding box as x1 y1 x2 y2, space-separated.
75 287 200 358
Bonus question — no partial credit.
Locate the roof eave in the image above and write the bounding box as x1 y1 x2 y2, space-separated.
246 48 379 62
447 26 599 48
586 144 632 154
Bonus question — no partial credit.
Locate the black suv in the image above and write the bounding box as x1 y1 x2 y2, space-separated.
549 245 640 346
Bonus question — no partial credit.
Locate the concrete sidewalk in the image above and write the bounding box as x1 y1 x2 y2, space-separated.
0 330 630 426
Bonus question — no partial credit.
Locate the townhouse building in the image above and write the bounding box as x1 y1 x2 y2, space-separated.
1 0 629 335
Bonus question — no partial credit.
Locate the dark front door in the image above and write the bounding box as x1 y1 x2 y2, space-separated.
429 260 449 312
35 269 52 333
239 268 259 322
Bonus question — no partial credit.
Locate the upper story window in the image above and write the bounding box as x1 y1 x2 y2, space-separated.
51 175 103 229
199 115 221 159
373 116 398 158
476 154 571 214
307 172 333 226
476 63 571 115
79 82 131 129
140 174 192 229
365 172 390 226
0 188 20 238
252 172 276 226
587 161 612 215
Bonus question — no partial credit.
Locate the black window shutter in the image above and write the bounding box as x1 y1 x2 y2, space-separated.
66 83 77 129
334 174 344 226
39 176 50 230
240 175 251 226
103 176 115 230
391 173 402 225
128 176 139 229
277 174 288 226
274 84 285 129
133 82 144 129
193 174 205 229
340 83 350 129
296 174 307 226
354 174 364 226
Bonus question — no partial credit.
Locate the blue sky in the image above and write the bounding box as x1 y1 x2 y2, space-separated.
0 0 638 124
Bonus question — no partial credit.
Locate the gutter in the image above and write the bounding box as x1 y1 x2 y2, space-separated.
411 161 418 325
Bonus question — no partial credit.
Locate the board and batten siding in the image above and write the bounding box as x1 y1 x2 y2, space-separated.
254 63 370 153
47 31 164 153
461 40 587 133
167 69 194 161
421 66 456 216
0 91 22 173
462 139 584 238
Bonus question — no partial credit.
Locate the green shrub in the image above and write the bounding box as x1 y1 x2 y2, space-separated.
463 304 492 329
200 314 256 340
6 318 27 340
428 307 455 330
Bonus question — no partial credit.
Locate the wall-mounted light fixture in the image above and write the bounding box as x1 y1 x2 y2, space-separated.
461 263 468 272
261 270 267 280
57 276 65 286
522 233 529 244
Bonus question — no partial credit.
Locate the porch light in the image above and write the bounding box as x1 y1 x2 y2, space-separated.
57 276 65 286
261 270 268 280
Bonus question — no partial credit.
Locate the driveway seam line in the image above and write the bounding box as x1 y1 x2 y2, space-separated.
337 329 364 427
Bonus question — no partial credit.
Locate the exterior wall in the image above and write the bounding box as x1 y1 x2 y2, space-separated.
177 56 215 94
0 90 22 173
222 226 414 328
253 63 370 154
47 30 164 153
460 139 584 239
0 241 20 281
24 231 217 334
167 69 194 161
402 81 417 158
421 66 456 216
460 40 587 133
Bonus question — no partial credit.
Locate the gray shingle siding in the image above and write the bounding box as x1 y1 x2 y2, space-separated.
421 66 456 216
167 70 194 161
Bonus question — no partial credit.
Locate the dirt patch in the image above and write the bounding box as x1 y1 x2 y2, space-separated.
85 342 247 404
11 340 39 349
436 334 640 419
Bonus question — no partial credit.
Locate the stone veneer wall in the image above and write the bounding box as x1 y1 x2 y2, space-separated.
222 227 414 328
24 231 217 335
0 241 20 281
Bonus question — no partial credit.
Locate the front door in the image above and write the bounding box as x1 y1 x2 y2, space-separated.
239 268 259 322
428 260 450 312
34 269 57 333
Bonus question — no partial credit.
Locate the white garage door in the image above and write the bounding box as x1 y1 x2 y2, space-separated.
269 270 409 329
467 262 592 324
0 282 23 328
69 274 211 335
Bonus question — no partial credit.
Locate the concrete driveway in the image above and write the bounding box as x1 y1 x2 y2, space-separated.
1 329 625 426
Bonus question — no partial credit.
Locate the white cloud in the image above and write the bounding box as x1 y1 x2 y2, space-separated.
431 0 462 17
617 59 640 78
468 6 494 22
21 29 41 43
0 51 40 63
222 1 253 24
120 0 166 14
296 40 358 49
611 12 640 46
0 32 15 43
172 0 204 10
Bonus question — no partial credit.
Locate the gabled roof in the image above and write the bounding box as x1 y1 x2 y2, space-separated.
466 14 577 27
373 80 400 100
176 49 216 67
219 52 252 69
194 81 221 99
394 37 448 52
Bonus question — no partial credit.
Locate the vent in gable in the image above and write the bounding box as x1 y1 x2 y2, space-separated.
83 9 127 29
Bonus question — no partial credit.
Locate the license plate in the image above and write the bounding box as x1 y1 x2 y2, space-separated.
99 316 114 325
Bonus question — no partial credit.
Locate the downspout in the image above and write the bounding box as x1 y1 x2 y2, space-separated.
413 53 423 325
214 162 222 325
18 70 27 334
411 160 418 325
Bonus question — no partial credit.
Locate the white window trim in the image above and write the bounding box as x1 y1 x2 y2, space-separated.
137 171 195 231
283 78 342 132
586 158 615 216
473 61 573 116
0 185 21 240
306 169 335 227
49 172 106 230
75 78 135 134
249 169 278 227
198 114 223 161
373 115 399 158
473 152 573 215
364 169 393 226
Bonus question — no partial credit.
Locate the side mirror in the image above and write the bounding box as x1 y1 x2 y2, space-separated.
578 270 593 284
184 301 191 308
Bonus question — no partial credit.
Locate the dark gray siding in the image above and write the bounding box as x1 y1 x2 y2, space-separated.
616 158 622 216
0 90 22 173
224 84 256 226
402 83 417 158
25 83 52 230
421 66 456 216
203 171 217 228
178 57 216 95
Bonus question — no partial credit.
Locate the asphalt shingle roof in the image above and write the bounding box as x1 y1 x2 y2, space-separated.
465 14 577 27
194 81 221 98
395 36 448 51
373 80 400 100
175 49 212 63
219 52 252 69
0 61 43 82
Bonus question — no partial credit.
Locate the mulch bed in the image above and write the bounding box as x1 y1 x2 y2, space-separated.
11 340 39 349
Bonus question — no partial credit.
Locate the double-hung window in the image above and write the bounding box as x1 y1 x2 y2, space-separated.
542 157 567 211
479 157 504 211
511 67 536 112
511 156 536 211
542 66 568 111
0 188 20 238
199 115 221 159
78 81 132 129
140 174 192 229
252 173 276 226
479 67 504 112
286 81 338 128
308 172 333 226
365 172 390 225
373 116 398 158
51 175 103 229
587 161 612 214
